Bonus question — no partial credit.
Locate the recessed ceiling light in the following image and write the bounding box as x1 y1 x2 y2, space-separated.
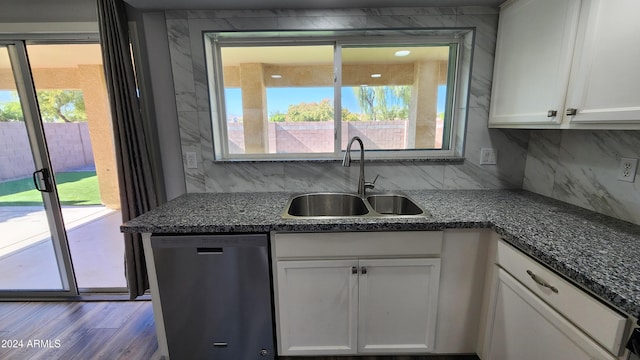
271 74 282 79
395 50 411 57
360 84 368 87
371 74 382 78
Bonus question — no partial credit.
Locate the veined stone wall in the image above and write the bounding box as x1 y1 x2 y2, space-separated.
165 7 531 193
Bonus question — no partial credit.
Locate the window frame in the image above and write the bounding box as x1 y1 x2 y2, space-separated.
206 32 465 161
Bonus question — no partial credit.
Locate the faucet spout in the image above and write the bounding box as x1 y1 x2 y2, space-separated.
342 136 369 197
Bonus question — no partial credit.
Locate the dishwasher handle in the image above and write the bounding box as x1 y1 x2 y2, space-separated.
197 247 224 255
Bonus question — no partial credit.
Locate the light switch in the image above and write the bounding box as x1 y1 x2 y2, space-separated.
186 152 198 169
480 148 497 165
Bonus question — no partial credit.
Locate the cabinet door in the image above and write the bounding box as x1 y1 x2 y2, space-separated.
276 260 358 355
357 258 441 354
489 0 582 127
436 229 489 354
565 0 640 126
484 268 617 360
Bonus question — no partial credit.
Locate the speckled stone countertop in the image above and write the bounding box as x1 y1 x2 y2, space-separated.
121 189 640 319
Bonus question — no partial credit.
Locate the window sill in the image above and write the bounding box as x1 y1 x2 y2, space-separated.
213 157 465 164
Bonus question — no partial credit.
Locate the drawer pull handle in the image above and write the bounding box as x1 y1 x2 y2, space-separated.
527 270 559 293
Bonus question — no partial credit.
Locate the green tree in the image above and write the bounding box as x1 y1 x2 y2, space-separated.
356 87 376 120
354 85 411 121
0 90 87 123
286 99 334 122
269 111 286 122
37 90 87 123
268 98 360 122
342 108 360 122
0 101 24 122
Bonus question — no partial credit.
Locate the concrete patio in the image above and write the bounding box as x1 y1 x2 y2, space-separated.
0 206 126 291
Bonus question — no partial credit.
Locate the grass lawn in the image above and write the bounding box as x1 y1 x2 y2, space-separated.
0 171 101 206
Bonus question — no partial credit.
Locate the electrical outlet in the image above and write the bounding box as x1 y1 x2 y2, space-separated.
480 148 497 165
618 157 638 182
186 152 198 169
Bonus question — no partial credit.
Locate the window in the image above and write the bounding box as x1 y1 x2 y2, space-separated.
206 32 463 160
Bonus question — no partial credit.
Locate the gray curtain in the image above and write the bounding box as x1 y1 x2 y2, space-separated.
97 0 160 299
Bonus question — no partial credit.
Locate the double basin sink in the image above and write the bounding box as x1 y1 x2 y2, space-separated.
282 192 428 219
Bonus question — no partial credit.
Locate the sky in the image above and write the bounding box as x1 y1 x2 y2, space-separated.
0 91 18 103
2 86 447 117
224 86 447 118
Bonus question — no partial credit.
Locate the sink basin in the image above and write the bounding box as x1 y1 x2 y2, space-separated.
283 192 428 219
285 193 370 217
366 194 424 216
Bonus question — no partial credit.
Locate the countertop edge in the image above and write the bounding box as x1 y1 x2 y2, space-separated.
119 190 640 319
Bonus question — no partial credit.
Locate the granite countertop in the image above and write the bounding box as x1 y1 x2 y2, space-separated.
121 189 640 319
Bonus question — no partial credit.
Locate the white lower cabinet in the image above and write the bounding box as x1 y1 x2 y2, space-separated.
276 257 441 356
485 268 617 360
272 231 443 356
276 259 358 355
274 232 630 359
357 258 441 354
480 238 628 360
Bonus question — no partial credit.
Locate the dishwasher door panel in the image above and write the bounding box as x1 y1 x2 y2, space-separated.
152 234 274 360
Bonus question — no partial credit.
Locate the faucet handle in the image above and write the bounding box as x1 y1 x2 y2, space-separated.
365 174 380 189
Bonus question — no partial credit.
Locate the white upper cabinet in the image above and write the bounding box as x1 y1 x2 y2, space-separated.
489 0 640 129
565 0 640 126
489 0 582 127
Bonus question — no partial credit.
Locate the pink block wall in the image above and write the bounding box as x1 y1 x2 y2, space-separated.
227 120 411 154
0 122 94 181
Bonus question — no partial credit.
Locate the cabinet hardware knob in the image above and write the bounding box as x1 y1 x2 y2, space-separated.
526 270 558 293
566 108 578 116
361 266 367 275
547 110 557 117
351 266 357 274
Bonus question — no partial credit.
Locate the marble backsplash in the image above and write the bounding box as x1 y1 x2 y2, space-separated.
164 7 530 194
524 130 640 225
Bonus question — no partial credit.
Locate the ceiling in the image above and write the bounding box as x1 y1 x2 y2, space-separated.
123 0 503 10
0 44 103 70
221 45 450 66
0 0 98 23
0 0 503 23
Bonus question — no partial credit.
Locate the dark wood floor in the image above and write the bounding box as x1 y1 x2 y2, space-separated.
0 300 161 360
0 301 480 360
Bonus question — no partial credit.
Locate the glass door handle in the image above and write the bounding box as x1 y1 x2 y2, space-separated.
32 168 52 193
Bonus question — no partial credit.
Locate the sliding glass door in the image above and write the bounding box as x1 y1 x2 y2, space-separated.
0 40 126 296
0 42 76 294
26 43 126 291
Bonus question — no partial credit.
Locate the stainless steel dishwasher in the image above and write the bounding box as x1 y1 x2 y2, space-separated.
151 233 275 360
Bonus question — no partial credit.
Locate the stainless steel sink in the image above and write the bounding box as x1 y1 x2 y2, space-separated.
284 193 370 217
366 194 424 216
282 192 428 219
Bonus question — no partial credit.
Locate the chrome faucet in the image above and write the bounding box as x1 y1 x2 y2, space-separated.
342 136 377 197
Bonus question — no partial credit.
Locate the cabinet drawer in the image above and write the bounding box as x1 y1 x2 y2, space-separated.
273 231 442 259
496 240 627 355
